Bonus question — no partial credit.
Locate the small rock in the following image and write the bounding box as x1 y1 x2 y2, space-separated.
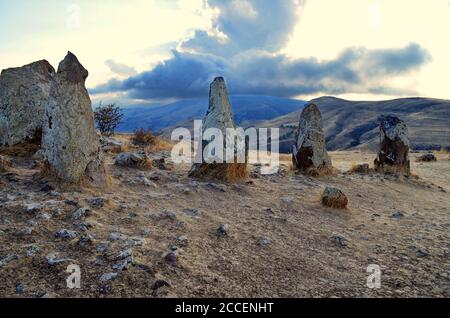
177 235 188 246
217 224 229 237
152 279 171 290
96 242 110 254
88 197 106 208
55 229 78 239
332 234 348 247
45 253 72 266
164 252 178 265
258 237 271 246
161 210 177 220
39 181 54 192
322 187 348 209
64 199 79 206
72 207 91 220
416 249 430 258
15 283 24 294
0 253 18 267
417 153 437 162
116 249 133 261
26 245 40 257
390 210 406 219
99 272 118 283
79 234 94 245
23 203 42 214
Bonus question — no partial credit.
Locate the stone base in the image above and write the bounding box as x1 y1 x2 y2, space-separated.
189 163 248 182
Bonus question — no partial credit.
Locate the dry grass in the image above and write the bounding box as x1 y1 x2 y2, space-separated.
0 141 40 158
189 163 248 182
132 129 156 147
350 163 372 174
0 155 12 172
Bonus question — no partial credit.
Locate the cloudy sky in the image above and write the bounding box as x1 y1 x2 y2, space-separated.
1 0 449 106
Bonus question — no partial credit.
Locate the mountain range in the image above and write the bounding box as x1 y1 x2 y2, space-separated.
117 95 450 152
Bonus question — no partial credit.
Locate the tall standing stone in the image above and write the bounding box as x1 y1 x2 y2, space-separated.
189 77 247 181
0 60 55 146
374 115 410 175
42 52 106 187
292 103 332 175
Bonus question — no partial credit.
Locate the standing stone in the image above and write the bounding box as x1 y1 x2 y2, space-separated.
374 115 410 175
42 52 106 187
292 103 332 175
189 77 247 181
0 60 55 146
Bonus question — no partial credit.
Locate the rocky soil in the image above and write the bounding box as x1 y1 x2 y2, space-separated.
0 139 449 298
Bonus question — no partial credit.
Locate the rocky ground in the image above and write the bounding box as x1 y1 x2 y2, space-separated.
0 138 449 298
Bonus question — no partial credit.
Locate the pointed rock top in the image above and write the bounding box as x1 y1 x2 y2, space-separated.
57 51 88 83
300 103 323 125
205 76 234 131
379 115 409 145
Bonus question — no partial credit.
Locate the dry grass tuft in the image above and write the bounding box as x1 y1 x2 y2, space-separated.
132 129 156 147
350 163 372 174
189 163 248 182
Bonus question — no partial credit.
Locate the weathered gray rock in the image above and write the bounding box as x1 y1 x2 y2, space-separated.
0 60 55 146
292 103 332 175
100 136 124 153
189 77 247 180
374 115 410 175
42 52 106 187
114 151 151 169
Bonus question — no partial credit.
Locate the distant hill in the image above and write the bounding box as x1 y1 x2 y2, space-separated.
117 95 306 133
256 96 450 152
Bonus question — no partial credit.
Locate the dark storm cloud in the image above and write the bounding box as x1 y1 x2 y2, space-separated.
92 0 431 101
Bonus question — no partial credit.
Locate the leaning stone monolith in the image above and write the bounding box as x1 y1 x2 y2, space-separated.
0 60 55 146
374 115 410 176
292 103 332 175
42 52 107 187
189 77 247 181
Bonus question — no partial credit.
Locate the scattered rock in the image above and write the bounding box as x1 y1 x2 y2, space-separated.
116 249 133 261
177 235 189 246
42 52 106 187
258 237 271 246
164 252 178 266
54 229 78 239
114 151 152 169
99 272 118 283
39 181 54 192
374 115 410 176
152 279 171 290
72 207 91 220
390 210 406 219
161 210 177 220
416 249 430 258
15 283 24 295
322 187 348 209
292 103 333 175
64 199 79 206
26 245 40 257
88 197 106 208
332 234 348 247
100 136 124 153
0 253 18 267
417 153 437 162
45 253 73 266
217 224 229 237
22 203 42 214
